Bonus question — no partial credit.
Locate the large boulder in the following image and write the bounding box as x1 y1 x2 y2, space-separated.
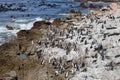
80 2 88 8
32 21 51 30
17 29 43 41
6 25 14 30
52 18 62 26
17 30 28 37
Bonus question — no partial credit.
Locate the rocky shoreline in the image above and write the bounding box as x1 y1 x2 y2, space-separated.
0 9 81 79
0 3 120 80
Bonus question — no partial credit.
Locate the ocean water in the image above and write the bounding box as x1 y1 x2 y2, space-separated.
0 0 110 45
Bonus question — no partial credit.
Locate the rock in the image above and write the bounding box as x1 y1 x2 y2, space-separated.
17 29 43 40
89 4 96 9
52 18 62 26
109 3 118 10
1 71 18 80
100 7 110 11
32 21 51 30
68 9 76 19
6 25 14 30
101 75 109 80
80 2 88 8
87 9 103 17
68 10 82 20
17 30 28 38
7 71 17 77
0 18 47 77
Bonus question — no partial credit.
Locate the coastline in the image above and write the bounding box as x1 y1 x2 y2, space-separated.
0 2 120 80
